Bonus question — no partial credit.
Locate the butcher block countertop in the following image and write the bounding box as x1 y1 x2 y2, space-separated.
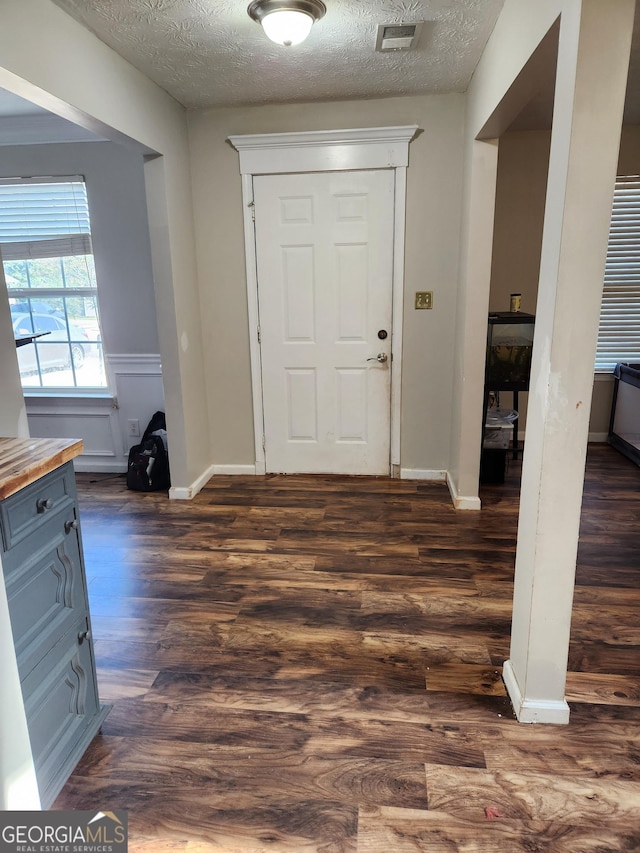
0 437 83 501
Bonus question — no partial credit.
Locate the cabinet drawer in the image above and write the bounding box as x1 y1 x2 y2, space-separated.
3 514 87 680
21 616 101 804
1 462 76 552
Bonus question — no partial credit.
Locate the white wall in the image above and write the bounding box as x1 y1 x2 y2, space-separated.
0 142 165 470
0 0 207 800
466 0 564 140
187 94 465 474
0 0 210 492
0 141 159 354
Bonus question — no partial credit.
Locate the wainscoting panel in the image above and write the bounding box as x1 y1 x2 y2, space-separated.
25 354 164 473
26 398 122 472
108 354 165 467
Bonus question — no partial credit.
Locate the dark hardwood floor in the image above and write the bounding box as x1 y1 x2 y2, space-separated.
54 445 640 852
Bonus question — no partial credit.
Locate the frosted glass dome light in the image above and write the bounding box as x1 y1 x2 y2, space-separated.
248 0 326 47
262 10 313 46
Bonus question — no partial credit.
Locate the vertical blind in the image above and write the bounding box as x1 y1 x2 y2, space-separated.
596 175 640 372
0 177 92 260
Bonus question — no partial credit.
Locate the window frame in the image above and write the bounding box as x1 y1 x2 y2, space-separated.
0 176 108 394
595 175 640 374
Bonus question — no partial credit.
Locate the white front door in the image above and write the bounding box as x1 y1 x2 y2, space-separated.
254 169 395 474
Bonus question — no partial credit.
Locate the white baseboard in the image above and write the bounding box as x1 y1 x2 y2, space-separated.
446 471 481 511
169 463 216 501
169 463 258 500
502 659 570 725
400 468 447 481
211 464 258 476
401 468 481 511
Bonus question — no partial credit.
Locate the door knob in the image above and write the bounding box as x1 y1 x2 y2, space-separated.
367 353 388 364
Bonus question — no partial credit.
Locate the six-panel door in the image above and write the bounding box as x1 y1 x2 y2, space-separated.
254 169 395 475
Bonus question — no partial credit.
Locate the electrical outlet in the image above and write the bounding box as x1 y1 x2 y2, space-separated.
128 419 140 437
415 291 433 310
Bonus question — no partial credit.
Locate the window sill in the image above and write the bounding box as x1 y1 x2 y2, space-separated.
23 390 115 403
23 388 118 408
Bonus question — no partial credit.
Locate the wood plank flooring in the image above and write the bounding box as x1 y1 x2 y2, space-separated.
54 445 640 851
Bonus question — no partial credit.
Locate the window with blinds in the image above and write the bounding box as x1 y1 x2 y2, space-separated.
0 177 107 390
596 175 640 372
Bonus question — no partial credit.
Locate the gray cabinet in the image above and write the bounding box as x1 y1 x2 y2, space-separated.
1 461 109 807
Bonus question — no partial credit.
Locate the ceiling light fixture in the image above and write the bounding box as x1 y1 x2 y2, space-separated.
248 0 327 47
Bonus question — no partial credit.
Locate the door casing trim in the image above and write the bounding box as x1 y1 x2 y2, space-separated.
229 126 419 475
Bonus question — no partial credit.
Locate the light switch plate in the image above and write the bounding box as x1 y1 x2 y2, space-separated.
415 291 433 310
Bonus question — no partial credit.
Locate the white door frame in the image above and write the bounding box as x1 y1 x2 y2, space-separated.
229 126 418 476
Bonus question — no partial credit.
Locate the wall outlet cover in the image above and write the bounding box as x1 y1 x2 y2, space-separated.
415 291 433 309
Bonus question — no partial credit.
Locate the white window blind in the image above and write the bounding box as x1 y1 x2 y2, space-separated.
596 175 640 372
0 175 106 390
0 178 92 261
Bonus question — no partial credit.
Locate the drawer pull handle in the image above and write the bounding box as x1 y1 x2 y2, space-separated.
78 629 91 644
64 519 79 533
37 498 53 513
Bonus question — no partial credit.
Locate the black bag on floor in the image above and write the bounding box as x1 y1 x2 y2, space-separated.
126 411 170 492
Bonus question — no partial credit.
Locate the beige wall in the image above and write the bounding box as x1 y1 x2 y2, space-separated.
490 126 640 436
490 131 551 315
187 94 466 472
619 126 640 172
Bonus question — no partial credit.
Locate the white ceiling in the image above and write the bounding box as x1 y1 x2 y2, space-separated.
0 0 638 138
48 0 505 109
0 97 106 145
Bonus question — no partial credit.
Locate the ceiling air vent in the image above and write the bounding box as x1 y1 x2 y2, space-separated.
375 21 423 52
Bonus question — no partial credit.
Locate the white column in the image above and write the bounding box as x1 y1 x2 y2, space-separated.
504 0 635 724
449 138 499 510
0 253 28 438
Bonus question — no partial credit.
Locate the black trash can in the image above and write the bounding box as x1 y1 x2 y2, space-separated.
480 448 506 484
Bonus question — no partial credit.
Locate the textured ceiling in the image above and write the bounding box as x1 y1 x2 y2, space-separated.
49 0 506 109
